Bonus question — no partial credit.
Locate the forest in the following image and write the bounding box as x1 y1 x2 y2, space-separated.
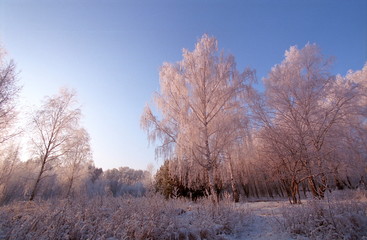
0 35 366 239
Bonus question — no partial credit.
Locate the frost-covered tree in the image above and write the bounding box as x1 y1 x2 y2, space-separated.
330 63 367 188
0 144 19 204
252 44 366 202
0 46 21 204
101 167 148 197
0 47 20 144
28 89 82 201
61 127 92 198
142 35 254 202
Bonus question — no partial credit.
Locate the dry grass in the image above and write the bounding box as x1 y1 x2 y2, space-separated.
0 195 250 240
278 190 367 240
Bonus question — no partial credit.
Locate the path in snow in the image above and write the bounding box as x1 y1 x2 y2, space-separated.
239 200 295 240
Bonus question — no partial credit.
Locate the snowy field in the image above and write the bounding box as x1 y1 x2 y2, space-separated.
0 190 366 240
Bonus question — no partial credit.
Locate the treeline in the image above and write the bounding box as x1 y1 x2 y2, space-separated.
0 158 151 205
143 34 367 204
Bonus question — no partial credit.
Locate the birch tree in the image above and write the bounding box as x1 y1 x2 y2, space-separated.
0 145 19 204
142 34 254 202
62 127 92 198
253 44 366 202
330 64 367 188
0 47 20 143
0 47 21 204
28 88 81 201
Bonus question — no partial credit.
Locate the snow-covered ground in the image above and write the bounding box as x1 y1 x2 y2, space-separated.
233 191 367 240
0 192 366 240
235 200 294 240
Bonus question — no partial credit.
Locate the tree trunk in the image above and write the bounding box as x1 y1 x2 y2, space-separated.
291 178 300 204
302 182 307 198
318 173 327 199
29 161 46 201
263 175 273 198
276 184 284 197
66 165 77 198
267 185 274 198
334 175 344 190
252 179 259 198
228 158 239 202
241 183 249 198
208 168 218 204
346 176 354 189
66 175 74 198
281 179 292 204
307 175 320 198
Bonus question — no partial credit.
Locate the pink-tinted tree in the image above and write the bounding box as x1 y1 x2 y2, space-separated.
0 47 20 144
251 44 366 202
142 35 254 202
28 89 81 201
61 127 92 198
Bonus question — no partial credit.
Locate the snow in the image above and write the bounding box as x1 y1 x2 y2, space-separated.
236 200 296 240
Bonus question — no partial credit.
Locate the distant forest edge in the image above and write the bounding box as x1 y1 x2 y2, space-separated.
0 34 366 205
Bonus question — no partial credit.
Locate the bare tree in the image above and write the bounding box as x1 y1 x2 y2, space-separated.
0 46 21 204
0 47 20 144
142 35 254 202
28 88 81 201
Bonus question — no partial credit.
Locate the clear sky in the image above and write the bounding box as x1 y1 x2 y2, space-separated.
0 0 366 171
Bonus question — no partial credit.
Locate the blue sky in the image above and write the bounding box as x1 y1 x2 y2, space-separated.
0 0 366 171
